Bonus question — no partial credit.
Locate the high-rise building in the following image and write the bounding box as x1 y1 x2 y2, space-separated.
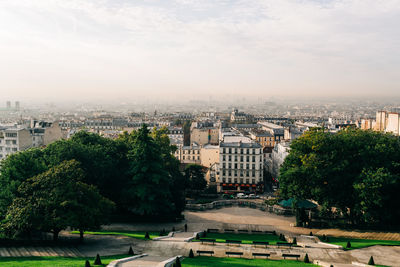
6 101 11 109
15 101 20 111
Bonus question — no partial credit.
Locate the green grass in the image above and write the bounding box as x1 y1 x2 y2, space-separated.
323 236 400 250
0 254 129 267
71 230 162 240
194 233 284 244
182 257 318 267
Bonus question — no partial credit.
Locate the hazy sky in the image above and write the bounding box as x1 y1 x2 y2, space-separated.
0 0 399 102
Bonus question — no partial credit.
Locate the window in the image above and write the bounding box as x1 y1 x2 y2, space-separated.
228 155 231 161
252 179 256 184
228 178 232 183
246 156 249 162
246 164 249 169
223 155 226 161
252 164 255 169
240 149 243 154
240 156 243 162
246 171 249 177
246 179 250 183
252 156 255 162
183 156 185 160
223 170 226 176
229 148 232 153
234 178 237 183
252 171 255 177
240 178 244 183
223 163 226 169
234 170 238 176
240 163 243 169
247 149 249 154
234 163 238 169
223 148 226 154
228 171 231 176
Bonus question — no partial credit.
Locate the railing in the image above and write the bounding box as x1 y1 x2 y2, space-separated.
185 200 293 215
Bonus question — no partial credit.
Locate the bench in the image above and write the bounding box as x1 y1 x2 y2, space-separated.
251 230 263 233
226 240 242 246
282 254 300 260
252 252 270 259
252 241 269 248
277 242 292 247
264 231 276 235
200 238 216 245
226 251 243 257
207 228 219 233
238 229 249 233
224 229 235 233
197 250 214 256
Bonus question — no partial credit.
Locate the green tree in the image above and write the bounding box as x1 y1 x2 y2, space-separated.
2 160 114 241
151 127 188 216
0 148 47 221
44 132 129 207
279 128 400 226
354 168 400 225
121 125 176 217
184 164 207 191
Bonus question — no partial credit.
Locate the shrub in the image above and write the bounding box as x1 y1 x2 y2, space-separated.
321 234 326 241
273 230 276 235
309 231 313 236
85 260 91 267
175 257 181 267
172 227 175 232
195 233 200 240
128 246 134 255
280 234 286 241
326 237 330 242
94 254 102 265
346 241 351 248
368 256 375 265
145 232 150 239
304 253 310 263
189 249 194 258
292 237 297 245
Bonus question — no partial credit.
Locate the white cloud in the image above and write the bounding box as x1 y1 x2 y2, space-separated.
0 0 399 100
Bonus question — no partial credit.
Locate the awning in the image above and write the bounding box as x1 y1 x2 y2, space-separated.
278 198 317 209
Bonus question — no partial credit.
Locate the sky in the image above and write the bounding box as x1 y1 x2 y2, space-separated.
0 0 399 102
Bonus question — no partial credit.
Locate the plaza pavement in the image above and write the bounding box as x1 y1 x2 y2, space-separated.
1 207 400 266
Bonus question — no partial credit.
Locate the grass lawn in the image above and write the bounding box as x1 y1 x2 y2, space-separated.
193 233 284 244
0 254 129 267
323 237 400 250
71 230 162 240
182 257 318 267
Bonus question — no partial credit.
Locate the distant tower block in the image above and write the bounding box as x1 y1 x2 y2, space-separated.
15 101 20 110
6 101 11 109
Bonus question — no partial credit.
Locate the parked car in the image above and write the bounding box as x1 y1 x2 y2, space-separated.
236 193 245 199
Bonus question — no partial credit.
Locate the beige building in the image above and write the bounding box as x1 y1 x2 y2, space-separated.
360 119 375 130
249 130 275 148
386 112 400 135
200 144 219 168
0 128 32 160
174 144 201 164
190 127 219 145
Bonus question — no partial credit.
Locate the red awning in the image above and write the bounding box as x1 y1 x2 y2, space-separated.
235 184 239 187
229 184 233 186
252 185 256 187
241 184 245 186
246 184 250 187
222 184 227 186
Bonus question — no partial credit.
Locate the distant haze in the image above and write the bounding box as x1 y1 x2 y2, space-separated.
0 0 399 102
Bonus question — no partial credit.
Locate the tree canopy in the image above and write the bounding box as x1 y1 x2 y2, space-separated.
0 125 188 240
279 128 400 226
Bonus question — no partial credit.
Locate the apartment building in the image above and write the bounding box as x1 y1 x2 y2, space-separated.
218 137 263 193
249 130 275 148
174 144 201 164
0 128 32 160
190 127 219 145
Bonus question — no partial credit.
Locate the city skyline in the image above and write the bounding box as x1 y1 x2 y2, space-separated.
1 0 400 101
